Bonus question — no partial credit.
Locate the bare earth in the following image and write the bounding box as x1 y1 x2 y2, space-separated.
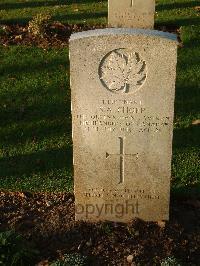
0 192 200 265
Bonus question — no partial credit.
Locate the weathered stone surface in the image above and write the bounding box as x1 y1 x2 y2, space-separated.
70 28 178 222
108 0 155 29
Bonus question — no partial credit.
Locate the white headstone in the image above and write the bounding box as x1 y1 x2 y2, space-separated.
70 28 178 222
108 0 155 29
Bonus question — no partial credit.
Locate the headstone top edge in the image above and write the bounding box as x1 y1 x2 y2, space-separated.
69 28 178 43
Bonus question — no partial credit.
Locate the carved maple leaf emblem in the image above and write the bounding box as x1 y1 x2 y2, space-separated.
99 49 147 93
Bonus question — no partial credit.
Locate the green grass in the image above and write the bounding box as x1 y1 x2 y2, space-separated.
172 23 200 195
0 46 73 191
0 0 199 193
0 0 199 26
0 0 107 25
156 0 200 26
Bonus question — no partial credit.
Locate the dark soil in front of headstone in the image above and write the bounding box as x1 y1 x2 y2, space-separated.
0 23 181 48
0 191 199 265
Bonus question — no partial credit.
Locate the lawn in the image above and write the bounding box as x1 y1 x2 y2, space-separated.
0 0 199 194
0 46 73 191
0 0 107 25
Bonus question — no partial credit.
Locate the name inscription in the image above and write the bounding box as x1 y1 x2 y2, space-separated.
76 99 170 134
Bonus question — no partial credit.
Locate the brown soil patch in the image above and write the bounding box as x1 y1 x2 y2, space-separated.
0 23 181 48
0 192 200 265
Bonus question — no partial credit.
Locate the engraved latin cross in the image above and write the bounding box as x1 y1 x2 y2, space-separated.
106 137 138 184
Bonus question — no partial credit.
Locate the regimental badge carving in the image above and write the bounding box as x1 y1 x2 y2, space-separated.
99 49 147 94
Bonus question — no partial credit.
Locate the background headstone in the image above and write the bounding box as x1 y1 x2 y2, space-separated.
70 29 178 222
108 0 155 29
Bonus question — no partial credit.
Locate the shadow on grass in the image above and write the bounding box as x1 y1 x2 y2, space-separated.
0 50 71 136
0 116 71 146
0 111 72 146
52 11 107 22
176 28 200 125
0 146 72 178
172 184 200 199
157 0 200 11
0 47 72 188
156 17 200 27
174 24 200 117
175 82 200 116
0 56 68 77
173 125 200 149
0 10 107 25
170 23 200 195
184 39 200 49
0 17 32 25
0 0 106 10
0 88 71 125
0 70 72 138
